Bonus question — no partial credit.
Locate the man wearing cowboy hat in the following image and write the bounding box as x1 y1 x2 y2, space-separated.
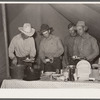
39 24 64 73
9 23 36 65
73 21 99 64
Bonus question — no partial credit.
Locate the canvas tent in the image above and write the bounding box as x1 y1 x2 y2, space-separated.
0 3 100 83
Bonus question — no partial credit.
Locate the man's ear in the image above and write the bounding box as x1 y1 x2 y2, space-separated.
73 26 77 30
48 30 50 33
84 26 88 32
83 26 86 31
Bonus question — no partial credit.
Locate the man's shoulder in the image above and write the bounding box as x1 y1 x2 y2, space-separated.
88 34 97 42
12 34 20 41
40 38 45 45
51 35 61 42
52 35 59 39
75 36 80 40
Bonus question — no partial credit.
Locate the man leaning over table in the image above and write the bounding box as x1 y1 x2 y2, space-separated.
73 21 99 64
9 23 36 66
39 24 64 74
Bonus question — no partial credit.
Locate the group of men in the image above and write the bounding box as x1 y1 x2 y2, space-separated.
63 21 99 66
8 21 99 74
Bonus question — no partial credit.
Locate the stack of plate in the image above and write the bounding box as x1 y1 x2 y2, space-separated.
76 60 91 81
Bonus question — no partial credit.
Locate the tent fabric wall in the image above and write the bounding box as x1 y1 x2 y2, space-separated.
51 4 100 41
6 4 70 50
7 4 100 47
6 4 43 56
0 5 7 83
41 4 70 43
51 4 100 57
6 4 42 43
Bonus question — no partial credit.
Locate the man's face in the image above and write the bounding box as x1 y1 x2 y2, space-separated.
42 30 50 38
69 27 76 37
21 33 30 39
76 26 84 36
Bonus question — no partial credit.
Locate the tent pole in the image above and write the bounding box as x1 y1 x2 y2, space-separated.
1 4 10 78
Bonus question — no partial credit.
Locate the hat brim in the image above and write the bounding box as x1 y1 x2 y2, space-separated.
40 28 50 33
40 27 53 34
18 27 35 36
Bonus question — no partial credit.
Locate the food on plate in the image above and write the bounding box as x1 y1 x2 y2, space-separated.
45 58 50 62
72 56 80 60
92 64 100 68
63 72 69 78
56 76 65 81
44 72 56 76
52 73 61 77
23 57 35 62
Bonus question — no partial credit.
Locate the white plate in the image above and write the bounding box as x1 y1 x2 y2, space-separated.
52 73 61 77
76 60 91 78
92 64 100 68
76 60 91 69
44 72 56 76
23 59 34 62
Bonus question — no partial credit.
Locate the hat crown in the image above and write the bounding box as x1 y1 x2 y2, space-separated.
23 23 31 33
76 21 85 27
40 24 50 32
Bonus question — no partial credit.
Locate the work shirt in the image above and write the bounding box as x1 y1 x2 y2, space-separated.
73 33 99 62
9 34 36 59
64 35 76 65
39 34 64 62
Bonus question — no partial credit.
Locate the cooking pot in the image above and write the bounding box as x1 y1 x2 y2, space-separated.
23 64 41 81
10 64 25 79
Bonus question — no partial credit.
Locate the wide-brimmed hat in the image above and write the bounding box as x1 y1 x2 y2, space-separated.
18 23 35 36
40 24 54 34
76 21 88 32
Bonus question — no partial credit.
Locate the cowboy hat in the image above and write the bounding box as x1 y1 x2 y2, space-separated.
18 23 35 36
40 24 54 34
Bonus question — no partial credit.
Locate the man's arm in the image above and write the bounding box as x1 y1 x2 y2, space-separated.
53 38 64 57
9 38 16 60
39 40 46 63
86 38 99 61
30 38 36 59
73 37 79 56
9 38 17 65
63 38 69 66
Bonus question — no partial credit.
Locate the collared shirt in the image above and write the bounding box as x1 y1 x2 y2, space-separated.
39 34 64 61
73 33 99 61
9 34 36 59
64 35 76 57
63 35 76 65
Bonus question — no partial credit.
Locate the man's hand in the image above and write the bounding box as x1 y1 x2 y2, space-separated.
12 57 17 65
30 56 35 60
29 57 35 62
43 57 54 64
80 57 87 60
43 59 47 64
49 57 54 63
56 69 60 74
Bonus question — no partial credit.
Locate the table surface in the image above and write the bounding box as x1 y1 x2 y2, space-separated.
1 79 100 88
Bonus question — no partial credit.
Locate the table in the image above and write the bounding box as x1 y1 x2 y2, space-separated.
1 79 100 88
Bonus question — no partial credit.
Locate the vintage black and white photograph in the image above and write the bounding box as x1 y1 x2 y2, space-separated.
1 2 100 93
